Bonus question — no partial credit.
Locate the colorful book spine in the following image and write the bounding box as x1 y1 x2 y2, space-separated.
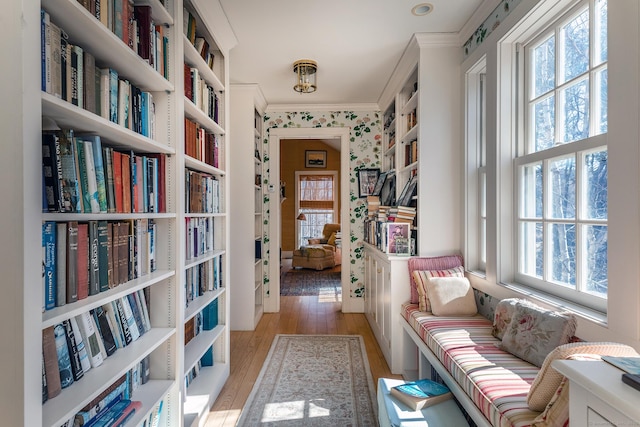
43 221 57 310
53 323 74 388
83 140 101 213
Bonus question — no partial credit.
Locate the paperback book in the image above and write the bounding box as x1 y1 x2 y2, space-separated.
390 378 452 411
602 356 640 375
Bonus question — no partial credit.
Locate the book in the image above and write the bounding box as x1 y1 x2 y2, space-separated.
97 220 109 291
56 222 67 307
603 356 640 375
103 146 116 213
83 135 108 212
112 299 133 346
62 319 84 381
120 296 141 341
57 129 82 213
622 373 640 392
42 326 62 399
42 221 57 310
69 316 91 374
77 222 89 300
66 221 79 303
389 379 452 411
88 221 100 296
75 311 104 369
42 133 62 212
91 306 117 357
53 323 74 388
83 139 102 213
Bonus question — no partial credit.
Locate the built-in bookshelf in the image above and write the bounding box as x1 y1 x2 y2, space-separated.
181 1 231 426
1 0 234 426
229 83 266 331
38 0 180 426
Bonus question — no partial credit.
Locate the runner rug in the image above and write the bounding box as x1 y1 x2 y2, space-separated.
236 334 378 426
280 269 342 296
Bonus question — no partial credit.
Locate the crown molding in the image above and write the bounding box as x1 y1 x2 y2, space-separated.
265 103 380 113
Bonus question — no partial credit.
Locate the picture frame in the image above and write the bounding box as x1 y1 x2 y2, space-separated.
305 150 327 168
380 172 396 206
398 174 418 207
357 168 380 198
371 171 388 197
386 222 410 255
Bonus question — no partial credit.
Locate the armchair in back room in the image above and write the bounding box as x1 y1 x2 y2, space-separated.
308 223 341 248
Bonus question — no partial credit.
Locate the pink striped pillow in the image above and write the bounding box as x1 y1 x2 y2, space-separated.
408 255 464 304
412 266 465 312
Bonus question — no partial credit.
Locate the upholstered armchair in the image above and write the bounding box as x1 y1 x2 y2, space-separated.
308 223 340 248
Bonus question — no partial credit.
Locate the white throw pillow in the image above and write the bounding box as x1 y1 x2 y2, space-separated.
425 276 477 317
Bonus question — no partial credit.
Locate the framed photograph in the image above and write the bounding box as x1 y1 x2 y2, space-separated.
305 150 327 168
380 172 396 206
371 171 388 197
386 222 410 255
398 174 418 206
357 168 380 198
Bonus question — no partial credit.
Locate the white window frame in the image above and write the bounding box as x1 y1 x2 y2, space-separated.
465 58 487 274
295 171 338 248
512 0 608 312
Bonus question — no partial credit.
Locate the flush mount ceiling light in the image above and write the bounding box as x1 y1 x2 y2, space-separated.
293 59 317 94
411 3 433 16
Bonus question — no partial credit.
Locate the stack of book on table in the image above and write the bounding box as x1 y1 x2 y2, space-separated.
390 378 453 411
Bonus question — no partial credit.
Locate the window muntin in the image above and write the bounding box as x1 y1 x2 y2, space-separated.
297 174 337 248
517 0 607 310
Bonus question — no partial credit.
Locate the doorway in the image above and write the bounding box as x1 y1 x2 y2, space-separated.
266 127 352 313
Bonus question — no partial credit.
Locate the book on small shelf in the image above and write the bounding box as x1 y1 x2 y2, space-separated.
602 356 640 375
389 378 452 411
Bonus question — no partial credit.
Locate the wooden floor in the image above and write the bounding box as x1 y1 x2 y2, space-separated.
204 289 401 426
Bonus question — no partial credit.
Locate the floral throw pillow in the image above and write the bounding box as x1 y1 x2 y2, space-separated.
492 298 534 340
499 303 577 367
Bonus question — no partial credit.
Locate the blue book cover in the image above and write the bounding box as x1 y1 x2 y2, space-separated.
201 345 214 367
140 92 148 137
43 221 57 310
603 356 640 375
75 138 91 213
53 323 74 388
82 135 108 213
392 378 450 398
109 68 119 123
57 130 82 213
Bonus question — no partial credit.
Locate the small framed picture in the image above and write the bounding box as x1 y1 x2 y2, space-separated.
386 222 410 255
305 150 327 168
357 168 380 198
371 171 388 197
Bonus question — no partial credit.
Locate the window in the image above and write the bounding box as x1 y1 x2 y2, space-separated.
515 0 608 311
465 58 487 273
296 172 337 248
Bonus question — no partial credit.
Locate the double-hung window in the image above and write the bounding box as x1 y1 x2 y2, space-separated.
296 172 337 248
516 0 608 311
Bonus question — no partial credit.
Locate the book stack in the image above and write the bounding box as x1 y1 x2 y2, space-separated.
42 131 166 214
390 378 452 411
42 294 152 408
42 219 157 311
395 206 417 224
366 195 380 216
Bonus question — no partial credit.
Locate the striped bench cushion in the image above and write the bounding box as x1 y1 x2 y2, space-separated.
402 303 541 427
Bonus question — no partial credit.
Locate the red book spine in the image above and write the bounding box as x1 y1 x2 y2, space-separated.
76 223 89 300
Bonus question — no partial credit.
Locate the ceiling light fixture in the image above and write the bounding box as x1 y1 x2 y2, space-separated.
293 59 317 94
411 3 433 16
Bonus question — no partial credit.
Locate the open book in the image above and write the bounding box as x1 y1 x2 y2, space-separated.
390 379 452 411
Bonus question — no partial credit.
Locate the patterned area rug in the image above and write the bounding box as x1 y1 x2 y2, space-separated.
280 269 342 296
236 335 378 426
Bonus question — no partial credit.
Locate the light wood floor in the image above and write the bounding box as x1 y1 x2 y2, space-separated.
204 285 402 426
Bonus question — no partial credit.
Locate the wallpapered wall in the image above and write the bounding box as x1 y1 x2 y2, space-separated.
261 110 382 298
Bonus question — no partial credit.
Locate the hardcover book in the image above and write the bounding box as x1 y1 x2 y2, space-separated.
62 319 84 381
97 220 109 291
42 133 62 212
75 311 104 369
42 326 62 399
53 323 74 389
83 140 102 213
76 222 89 300
88 220 100 296
112 299 133 346
56 222 67 307
42 221 57 310
57 129 82 213
389 379 452 411
66 221 79 303
92 306 117 357
69 316 91 374
603 356 640 375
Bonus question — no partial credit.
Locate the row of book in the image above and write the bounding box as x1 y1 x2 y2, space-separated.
42 130 166 214
185 256 223 307
41 12 159 139
184 117 223 169
363 218 416 255
406 108 418 132
42 289 152 403
186 169 222 214
184 299 218 346
184 65 221 123
404 139 418 166
183 8 216 71
185 217 214 261
73 0 169 78
184 346 214 390
42 219 156 311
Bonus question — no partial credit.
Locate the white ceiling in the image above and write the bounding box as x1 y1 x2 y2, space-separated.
219 0 497 108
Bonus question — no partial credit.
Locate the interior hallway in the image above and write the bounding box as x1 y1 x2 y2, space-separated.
204 280 401 426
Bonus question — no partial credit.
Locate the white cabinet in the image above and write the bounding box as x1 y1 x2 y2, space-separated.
229 84 267 330
364 243 410 374
553 360 640 426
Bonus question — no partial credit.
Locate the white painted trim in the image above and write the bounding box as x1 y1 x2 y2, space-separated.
266 127 352 313
265 103 379 113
